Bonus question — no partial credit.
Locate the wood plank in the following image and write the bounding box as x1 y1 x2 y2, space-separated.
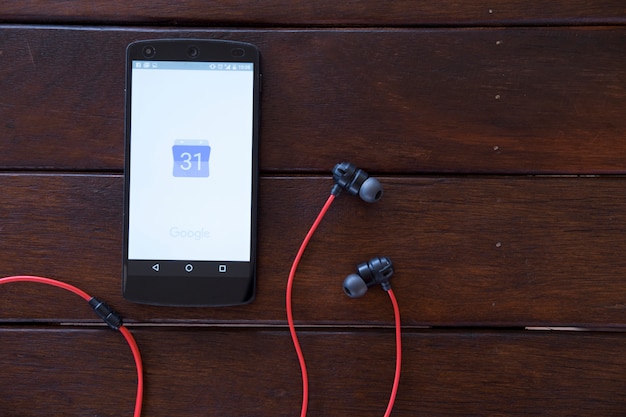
1 327 625 416
0 1 624 26
1 26 625 174
1 174 625 328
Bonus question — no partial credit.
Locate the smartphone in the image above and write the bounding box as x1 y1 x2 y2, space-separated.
122 39 260 306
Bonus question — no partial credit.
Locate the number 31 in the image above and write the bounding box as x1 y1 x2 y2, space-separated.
179 152 202 171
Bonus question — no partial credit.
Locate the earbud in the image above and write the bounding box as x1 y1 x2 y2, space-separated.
343 256 394 298
332 162 383 203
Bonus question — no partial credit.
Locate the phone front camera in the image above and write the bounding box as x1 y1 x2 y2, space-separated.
187 46 199 58
142 45 156 58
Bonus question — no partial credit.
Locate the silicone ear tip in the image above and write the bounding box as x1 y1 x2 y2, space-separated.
359 177 383 203
343 274 368 298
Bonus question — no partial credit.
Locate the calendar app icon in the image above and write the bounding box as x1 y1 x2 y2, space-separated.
172 140 211 177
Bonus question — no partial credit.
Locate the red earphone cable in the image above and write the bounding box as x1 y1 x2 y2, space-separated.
384 288 402 417
0 275 143 417
0 275 92 301
286 194 402 417
286 193 336 417
119 325 144 417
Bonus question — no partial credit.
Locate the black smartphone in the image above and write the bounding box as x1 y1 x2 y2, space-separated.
122 39 260 306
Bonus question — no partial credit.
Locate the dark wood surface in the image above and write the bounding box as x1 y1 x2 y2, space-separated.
2 174 626 328
1 1 625 26
2 26 626 174
1 1 625 416
2 328 626 417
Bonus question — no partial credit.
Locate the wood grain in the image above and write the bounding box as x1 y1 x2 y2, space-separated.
1 174 625 328
1 3 625 415
0 1 624 26
1 327 625 416
1 26 625 174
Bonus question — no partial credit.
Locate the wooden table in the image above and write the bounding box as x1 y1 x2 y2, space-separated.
1 1 625 415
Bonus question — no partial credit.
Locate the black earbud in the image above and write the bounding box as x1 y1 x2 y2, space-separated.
332 162 383 203
343 256 394 298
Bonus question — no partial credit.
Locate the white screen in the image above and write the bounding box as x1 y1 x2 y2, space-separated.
128 61 253 262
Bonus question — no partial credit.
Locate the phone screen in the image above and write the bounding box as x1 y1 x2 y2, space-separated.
123 40 259 306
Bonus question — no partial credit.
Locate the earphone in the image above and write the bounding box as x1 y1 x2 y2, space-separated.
331 161 384 203
343 255 394 298
286 162 402 417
